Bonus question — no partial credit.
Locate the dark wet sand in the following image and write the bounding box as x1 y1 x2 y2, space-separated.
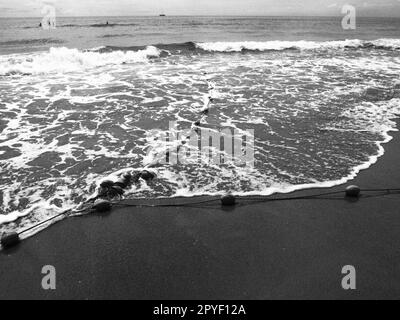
1 126 400 300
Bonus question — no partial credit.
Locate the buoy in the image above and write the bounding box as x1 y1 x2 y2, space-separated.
92 200 112 213
140 170 155 181
221 194 236 206
1 232 20 249
100 180 114 188
345 185 361 198
97 186 109 197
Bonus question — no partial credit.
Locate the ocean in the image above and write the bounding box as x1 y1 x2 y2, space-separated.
0 16 400 239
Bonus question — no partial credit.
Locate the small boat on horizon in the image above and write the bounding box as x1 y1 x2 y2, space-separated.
159 14 166 17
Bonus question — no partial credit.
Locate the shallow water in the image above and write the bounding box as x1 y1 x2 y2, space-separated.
0 16 400 239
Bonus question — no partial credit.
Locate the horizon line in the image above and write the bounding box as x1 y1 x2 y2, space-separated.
1 14 400 18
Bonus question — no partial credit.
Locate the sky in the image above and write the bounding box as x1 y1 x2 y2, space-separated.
1 0 400 17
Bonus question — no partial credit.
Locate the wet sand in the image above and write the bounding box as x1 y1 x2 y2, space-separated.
1 124 400 300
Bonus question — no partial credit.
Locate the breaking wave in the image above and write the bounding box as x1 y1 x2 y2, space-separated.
195 38 400 52
2 38 400 76
0 46 163 76
90 38 400 54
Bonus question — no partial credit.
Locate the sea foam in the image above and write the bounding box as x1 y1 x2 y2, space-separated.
0 46 162 76
1 36 400 244
195 38 400 52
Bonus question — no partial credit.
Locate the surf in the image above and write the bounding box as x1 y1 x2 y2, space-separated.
0 46 163 76
1 34 400 242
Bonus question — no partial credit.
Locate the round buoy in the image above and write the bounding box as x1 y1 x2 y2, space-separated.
345 185 361 198
92 200 112 213
100 180 114 188
97 186 109 198
1 232 20 249
140 170 155 181
221 194 236 206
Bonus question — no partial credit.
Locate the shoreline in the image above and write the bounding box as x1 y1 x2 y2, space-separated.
2 120 400 299
2 117 397 240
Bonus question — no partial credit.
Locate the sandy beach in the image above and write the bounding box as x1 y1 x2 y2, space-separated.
1 118 400 300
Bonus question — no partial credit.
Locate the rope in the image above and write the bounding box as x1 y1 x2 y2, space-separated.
114 197 219 208
111 187 400 209
18 208 73 236
5 186 400 242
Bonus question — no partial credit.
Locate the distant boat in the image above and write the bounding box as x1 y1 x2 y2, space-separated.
159 14 166 17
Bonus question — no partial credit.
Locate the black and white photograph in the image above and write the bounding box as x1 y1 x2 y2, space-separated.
1 0 400 302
